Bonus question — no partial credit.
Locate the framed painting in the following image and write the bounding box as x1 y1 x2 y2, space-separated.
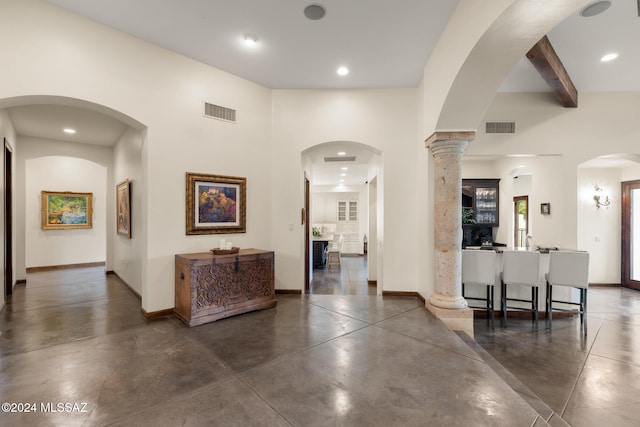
117 179 131 238
186 172 246 235
41 191 93 230
540 203 551 215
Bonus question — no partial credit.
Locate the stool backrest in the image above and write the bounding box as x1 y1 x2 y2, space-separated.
462 250 496 286
547 250 589 289
502 250 540 287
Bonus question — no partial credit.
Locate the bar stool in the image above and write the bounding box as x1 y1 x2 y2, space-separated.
326 234 343 269
462 249 497 328
545 250 589 334
500 250 540 326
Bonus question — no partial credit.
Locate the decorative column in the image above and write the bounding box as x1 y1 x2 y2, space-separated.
425 131 475 336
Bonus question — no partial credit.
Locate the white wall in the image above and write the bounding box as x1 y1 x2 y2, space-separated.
25 155 107 268
577 168 621 284
113 127 144 294
17 137 113 275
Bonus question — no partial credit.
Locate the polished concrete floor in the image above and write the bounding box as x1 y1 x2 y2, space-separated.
0 261 638 426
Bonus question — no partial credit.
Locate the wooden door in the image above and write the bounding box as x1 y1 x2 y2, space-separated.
622 180 640 290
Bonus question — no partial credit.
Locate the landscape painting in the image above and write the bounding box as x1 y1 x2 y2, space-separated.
41 191 93 230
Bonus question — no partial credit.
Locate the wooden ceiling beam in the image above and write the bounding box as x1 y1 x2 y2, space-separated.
526 35 578 108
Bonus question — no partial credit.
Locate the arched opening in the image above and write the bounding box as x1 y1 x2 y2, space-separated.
1 95 147 305
578 154 640 286
301 141 382 295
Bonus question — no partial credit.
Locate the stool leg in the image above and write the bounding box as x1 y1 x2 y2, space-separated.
582 288 588 336
548 284 553 329
489 285 495 329
501 281 507 325
533 286 539 329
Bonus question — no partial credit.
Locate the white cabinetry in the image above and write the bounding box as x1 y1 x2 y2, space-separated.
336 200 360 253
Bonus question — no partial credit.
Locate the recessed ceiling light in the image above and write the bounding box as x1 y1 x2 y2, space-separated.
341 167 348 170
63 128 76 134
339 179 345 182
304 4 326 20
340 173 347 177
243 33 259 47
580 1 611 17
337 67 349 76
337 151 346 156
601 52 618 62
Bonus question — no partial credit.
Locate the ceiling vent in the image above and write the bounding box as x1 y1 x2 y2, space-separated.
204 102 236 122
324 156 357 162
485 121 516 134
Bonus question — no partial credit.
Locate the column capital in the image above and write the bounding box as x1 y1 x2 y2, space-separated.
425 131 475 150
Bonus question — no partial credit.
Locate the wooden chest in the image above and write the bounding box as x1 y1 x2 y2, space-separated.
174 249 276 327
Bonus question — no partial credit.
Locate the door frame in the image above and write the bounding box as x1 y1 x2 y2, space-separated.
621 180 640 290
304 174 310 294
513 195 528 248
4 138 13 299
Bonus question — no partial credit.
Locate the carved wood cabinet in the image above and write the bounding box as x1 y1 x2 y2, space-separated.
174 249 276 327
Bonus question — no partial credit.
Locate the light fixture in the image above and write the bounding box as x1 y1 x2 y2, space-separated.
600 52 618 62
337 66 349 76
337 151 346 156
594 185 611 209
304 4 326 20
63 128 76 134
340 173 346 177
580 1 611 17
341 167 348 170
243 33 259 47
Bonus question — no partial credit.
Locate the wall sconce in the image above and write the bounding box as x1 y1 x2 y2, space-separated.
593 185 611 209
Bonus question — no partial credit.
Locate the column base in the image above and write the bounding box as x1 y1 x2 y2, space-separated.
426 301 474 339
428 292 468 310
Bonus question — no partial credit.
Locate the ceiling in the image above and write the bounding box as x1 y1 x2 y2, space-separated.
9 1 640 182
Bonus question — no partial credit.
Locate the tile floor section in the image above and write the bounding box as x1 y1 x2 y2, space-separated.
0 258 638 426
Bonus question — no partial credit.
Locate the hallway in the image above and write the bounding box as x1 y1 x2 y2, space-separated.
1 266 639 426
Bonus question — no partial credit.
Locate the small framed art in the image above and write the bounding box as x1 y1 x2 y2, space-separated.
117 179 131 238
540 203 551 215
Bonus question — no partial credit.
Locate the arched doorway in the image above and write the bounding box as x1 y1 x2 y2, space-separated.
301 141 382 295
0 95 146 303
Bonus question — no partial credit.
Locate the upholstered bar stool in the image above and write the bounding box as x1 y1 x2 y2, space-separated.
326 234 343 269
501 250 541 327
545 250 590 334
462 249 497 328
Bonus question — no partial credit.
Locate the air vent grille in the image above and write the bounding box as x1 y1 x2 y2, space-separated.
485 121 516 134
324 156 357 162
204 102 236 122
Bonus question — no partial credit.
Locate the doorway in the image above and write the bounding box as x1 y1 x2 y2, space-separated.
513 195 528 248
622 180 640 290
4 138 12 298
304 175 310 294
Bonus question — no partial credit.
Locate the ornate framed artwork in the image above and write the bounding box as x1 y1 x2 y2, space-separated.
116 179 131 238
41 191 93 230
186 172 246 235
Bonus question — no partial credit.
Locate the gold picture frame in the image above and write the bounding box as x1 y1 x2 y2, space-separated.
186 172 246 235
117 179 131 238
41 191 93 230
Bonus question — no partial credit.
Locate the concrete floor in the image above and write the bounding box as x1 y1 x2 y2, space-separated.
0 259 638 426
